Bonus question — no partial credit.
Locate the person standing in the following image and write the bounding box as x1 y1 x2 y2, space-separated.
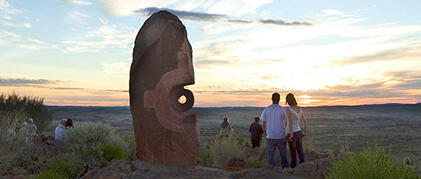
260 93 289 168
66 118 75 130
54 119 67 152
54 119 67 141
27 118 37 136
219 117 233 137
285 93 308 168
249 117 264 148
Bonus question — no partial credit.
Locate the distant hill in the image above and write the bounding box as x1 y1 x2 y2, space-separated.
46 106 130 110
46 103 420 110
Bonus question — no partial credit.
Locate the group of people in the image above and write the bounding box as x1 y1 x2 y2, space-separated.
53 118 75 151
7 118 38 142
54 118 75 141
223 93 308 169
260 92 308 168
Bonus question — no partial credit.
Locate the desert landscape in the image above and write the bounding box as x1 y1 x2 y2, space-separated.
47 104 421 172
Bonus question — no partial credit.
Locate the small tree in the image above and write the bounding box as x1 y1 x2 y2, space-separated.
0 94 53 133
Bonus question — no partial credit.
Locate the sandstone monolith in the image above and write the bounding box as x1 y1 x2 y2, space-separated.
129 10 199 166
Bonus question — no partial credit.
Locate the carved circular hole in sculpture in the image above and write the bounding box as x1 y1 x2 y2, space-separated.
171 88 194 112
178 95 187 104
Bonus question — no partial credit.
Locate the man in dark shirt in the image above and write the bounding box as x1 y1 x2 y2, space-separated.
249 117 264 148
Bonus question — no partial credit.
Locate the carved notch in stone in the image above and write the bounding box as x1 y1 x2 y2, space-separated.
129 10 199 166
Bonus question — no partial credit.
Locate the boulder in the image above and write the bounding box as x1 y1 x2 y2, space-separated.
288 157 333 179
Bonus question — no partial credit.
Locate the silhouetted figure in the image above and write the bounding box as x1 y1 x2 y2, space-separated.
261 93 289 168
249 117 263 148
220 117 233 137
285 93 308 168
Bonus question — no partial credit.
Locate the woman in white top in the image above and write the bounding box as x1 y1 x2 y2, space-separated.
285 93 308 168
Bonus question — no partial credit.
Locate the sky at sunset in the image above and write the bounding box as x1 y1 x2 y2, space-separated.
1 0 421 107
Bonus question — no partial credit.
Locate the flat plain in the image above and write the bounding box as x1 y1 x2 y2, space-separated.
47 104 421 171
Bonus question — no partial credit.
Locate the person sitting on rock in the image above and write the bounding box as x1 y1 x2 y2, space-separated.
220 117 233 137
249 117 264 148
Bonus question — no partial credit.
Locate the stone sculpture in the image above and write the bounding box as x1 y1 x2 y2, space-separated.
129 10 199 166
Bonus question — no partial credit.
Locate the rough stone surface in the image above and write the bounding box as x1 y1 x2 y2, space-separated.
226 158 247 171
82 160 305 179
288 157 333 179
129 10 199 166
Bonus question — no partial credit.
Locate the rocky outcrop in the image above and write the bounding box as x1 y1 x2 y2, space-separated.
83 160 306 179
288 157 333 179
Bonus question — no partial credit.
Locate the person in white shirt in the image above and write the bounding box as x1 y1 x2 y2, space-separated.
55 119 67 141
260 93 289 168
285 93 308 168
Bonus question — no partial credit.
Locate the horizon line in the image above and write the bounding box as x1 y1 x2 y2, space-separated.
46 102 421 108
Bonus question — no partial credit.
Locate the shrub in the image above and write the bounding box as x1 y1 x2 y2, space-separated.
208 135 247 168
40 157 84 179
99 143 125 161
35 168 67 179
327 146 418 179
198 152 214 167
121 135 136 161
63 122 130 170
0 110 34 175
0 94 53 133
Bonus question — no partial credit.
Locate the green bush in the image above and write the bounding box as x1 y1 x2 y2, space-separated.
0 94 53 133
39 158 83 179
35 168 67 179
0 110 34 175
99 143 125 161
208 135 247 168
198 152 214 167
327 146 418 179
63 122 131 170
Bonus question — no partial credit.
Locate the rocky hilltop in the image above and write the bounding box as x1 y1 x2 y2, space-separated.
83 152 332 179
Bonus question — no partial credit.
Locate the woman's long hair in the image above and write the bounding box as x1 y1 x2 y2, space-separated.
286 93 298 106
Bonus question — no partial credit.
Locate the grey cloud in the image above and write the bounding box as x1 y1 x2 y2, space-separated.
50 87 85 90
259 19 311 26
392 80 421 89
334 46 421 65
195 59 232 67
196 82 406 99
135 7 312 27
227 19 253 24
384 70 421 89
136 7 226 22
50 87 128 93
195 58 282 68
308 83 403 98
0 77 60 86
387 71 421 80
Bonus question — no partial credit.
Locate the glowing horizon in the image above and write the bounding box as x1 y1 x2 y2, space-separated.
1 0 421 107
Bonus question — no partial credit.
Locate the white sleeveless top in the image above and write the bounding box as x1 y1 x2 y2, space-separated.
287 106 302 133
